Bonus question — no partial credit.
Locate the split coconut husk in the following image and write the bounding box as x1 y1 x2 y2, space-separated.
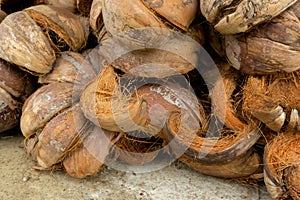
243 70 300 132
0 5 89 75
264 132 300 199
201 0 298 35
102 0 204 51
22 51 119 177
225 1 300 74
164 110 261 178
21 51 95 138
0 11 56 75
80 64 201 137
24 5 89 52
89 0 104 41
163 64 262 178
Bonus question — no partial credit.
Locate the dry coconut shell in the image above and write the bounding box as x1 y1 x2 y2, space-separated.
264 132 300 199
225 1 300 74
25 5 89 52
63 127 117 178
34 0 76 12
0 87 22 133
0 11 56 75
201 0 298 35
243 71 300 132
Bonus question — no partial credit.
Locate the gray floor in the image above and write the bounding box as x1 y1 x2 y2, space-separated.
0 135 272 200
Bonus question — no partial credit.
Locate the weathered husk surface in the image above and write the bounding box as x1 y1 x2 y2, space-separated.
0 11 56 75
20 82 76 138
225 1 300 74
201 0 298 35
264 132 300 199
38 51 96 85
109 49 196 79
36 104 88 169
25 5 89 52
243 71 300 132
102 0 203 50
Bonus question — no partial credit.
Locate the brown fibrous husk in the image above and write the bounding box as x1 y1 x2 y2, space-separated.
243 71 300 132
264 132 300 199
25 5 89 52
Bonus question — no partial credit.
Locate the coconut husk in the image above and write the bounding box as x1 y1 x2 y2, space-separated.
89 0 103 40
25 5 89 52
201 0 298 34
225 1 300 74
0 87 22 133
142 0 198 31
0 11 56 75
34 0 76 12
102 0 203 50
36 104 88 169
264 132 300 199
180 149 261 178
20 82 76 138
243 71 300 132
38 51 96 86
80 65 148 132
0 60 36 101
63 127 118 178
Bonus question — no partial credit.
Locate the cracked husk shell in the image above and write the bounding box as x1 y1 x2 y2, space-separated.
201 0 298 34
264 132 300 199
0 11 55 75
25 5 89 52
225 1 300 74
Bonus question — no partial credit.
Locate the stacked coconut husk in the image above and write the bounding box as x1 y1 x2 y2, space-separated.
0 0 299 199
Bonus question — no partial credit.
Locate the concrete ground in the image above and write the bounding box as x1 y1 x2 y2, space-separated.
0 133 272 200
